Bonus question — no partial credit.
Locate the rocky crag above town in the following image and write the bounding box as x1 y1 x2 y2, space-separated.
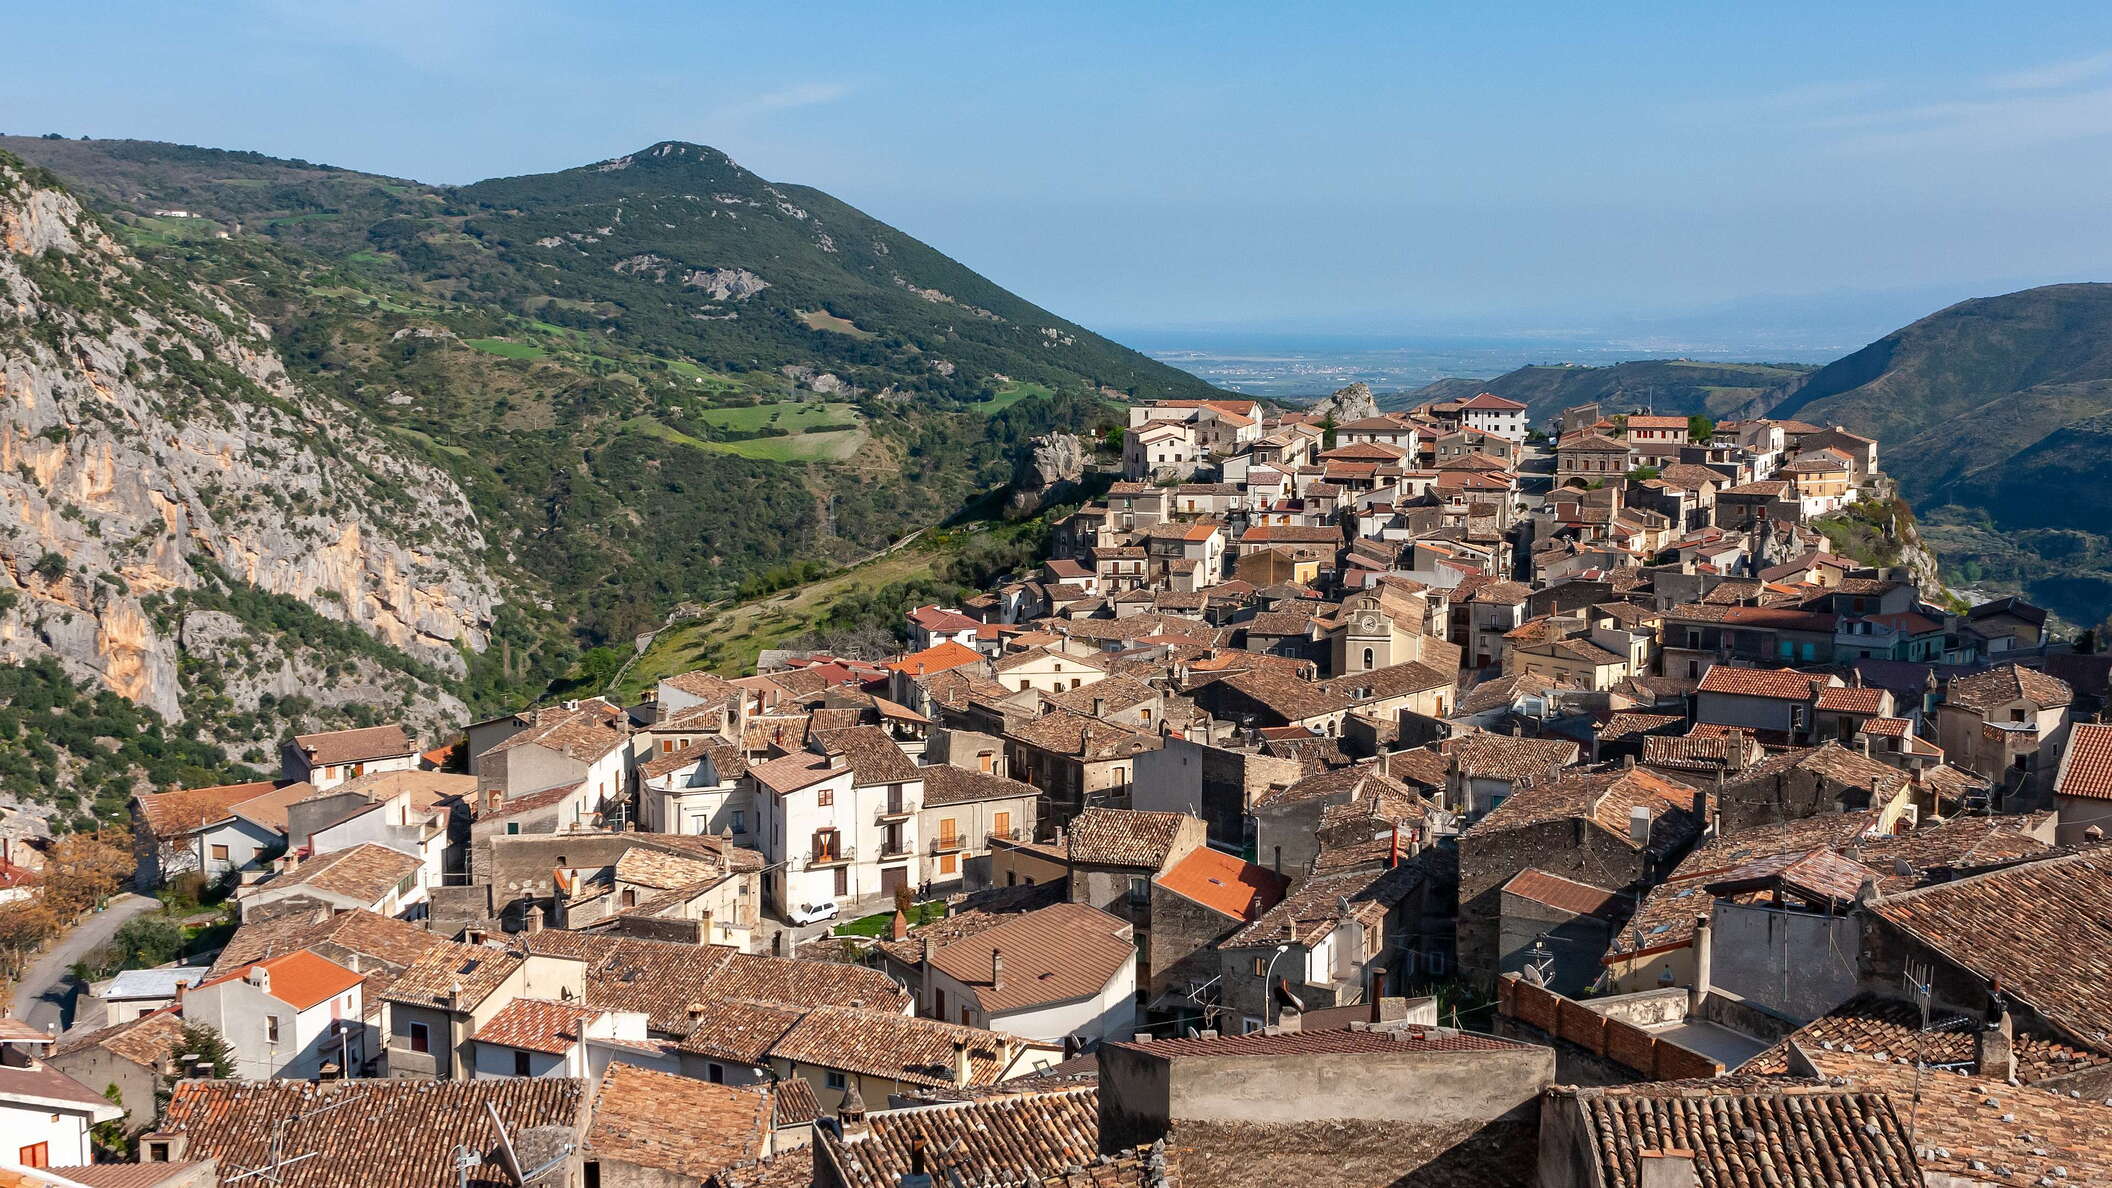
0 153 497 825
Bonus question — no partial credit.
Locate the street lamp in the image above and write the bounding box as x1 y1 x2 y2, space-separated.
1261 943 1291 1029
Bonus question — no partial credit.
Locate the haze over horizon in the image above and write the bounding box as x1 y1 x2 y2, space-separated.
11 1 2112 344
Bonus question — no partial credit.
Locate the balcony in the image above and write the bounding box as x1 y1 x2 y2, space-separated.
930 835 964 855
878 841 915 861
987 827 1024 843
876 802 915 822
805 847 855 869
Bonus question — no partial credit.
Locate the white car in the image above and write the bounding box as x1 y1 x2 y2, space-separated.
787 901 841 926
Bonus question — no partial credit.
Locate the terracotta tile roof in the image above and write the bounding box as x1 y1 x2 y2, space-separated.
768 1004 1030 1089
706 1147 814 1188
1195 667 1354 722
1005 712 1160 762
1221 861 1421 949
1319 661 1453 703
815 1087 1104 1188
1442 733 1579 782
1640 731 1761 774
1457 392 1527 411
2058 721 2112 802
1857 715 1913 738
1815 685 1889 714
135 780 281 838
517 934 908 1033
1599 712 1685 743
1238 525 1341 544
871 883 1068 966
1740 993 2111 1083
480 705 627 765
641 736 745 781
48 1165 210 1188
1154 847 1289 920
920 764 1039 807
927 902 1134 1013
1502 869 1622 918
1720 742 1909 801
585 1062 769 1179
1065 808 1189 869
473 997 599 1054
1697 665 1831 700
259 842 421 905
1947 663 2074 713
292 724 414 767
1555 1079 1917 1188
664 669 741 704
613 846 729 891
226 781 320 835
676 999 806 1064
1867 848 2112 1052
194 949 363 1011
51 1009 186 1070
159 1077 586 1188
812 725 919 785
208 908 443 996
384 940 525 1010
747 750 846 796
1464 766 1702 853
1795 1049 2112 1187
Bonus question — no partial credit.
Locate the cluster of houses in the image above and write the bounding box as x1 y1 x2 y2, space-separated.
8 391 2112 1187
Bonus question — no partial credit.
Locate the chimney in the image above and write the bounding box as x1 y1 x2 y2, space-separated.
920 937 934 1006
1637 1150 1698 1188
1092 697 1107 718
1976 984 2016 1082
952 1038 973 1088
991 948 1004 993
837 1079 869 1139
1387 822 1401 868
890 908 909 942
1628 805 1652 846
1689 914 1712 1013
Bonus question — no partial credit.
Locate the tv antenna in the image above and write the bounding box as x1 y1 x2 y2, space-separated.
223 1092 365 1185
1904 960 1933 1147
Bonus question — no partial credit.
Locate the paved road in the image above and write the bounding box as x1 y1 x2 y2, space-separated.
8 893 160 1034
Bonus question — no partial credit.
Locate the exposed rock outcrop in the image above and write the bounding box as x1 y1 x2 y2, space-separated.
0 154 493 743
1309 381 1378 423
1008 432 1087 516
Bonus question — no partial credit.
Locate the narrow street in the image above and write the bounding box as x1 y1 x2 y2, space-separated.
7 892 160 1034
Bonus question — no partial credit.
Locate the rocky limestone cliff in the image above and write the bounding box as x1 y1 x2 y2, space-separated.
1309 381 1379 423
0 154 496 744
1007 432 1087 516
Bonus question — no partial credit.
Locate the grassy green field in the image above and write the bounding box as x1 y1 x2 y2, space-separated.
798 309 875 338
705 428 866 462
835 901 946 936
614 544 944 699
696 402 857 431
976 380 1053 412
464 337 548 359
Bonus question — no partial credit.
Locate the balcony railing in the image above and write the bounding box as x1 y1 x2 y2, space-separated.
876 802 914 822
931 836 963 854
986 827 1024 843
878 841 914 860
806 847 855 869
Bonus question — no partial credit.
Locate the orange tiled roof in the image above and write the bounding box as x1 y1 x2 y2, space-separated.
1154 847 1288 920
196 949 364 1011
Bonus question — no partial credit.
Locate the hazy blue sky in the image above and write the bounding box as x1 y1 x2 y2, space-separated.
10 2 2112 338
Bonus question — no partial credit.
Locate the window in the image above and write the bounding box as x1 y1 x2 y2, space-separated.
19 1144 48 1170
408 1021 430 1054
266 1015 281 1045
1128 876 1148 904
993 811 1011 839
707 1063 725 1084
1362 647 1375 671
2011 709 2027 723
662 739 675 753
977 751 995 773
505 822 520 836
817 788 834 807
514 1050 533 1076
825 1071 848 1091
939 817 958 846
938 853 957 875
730 810 747 834
1252 956 1268 977
210 844 230 862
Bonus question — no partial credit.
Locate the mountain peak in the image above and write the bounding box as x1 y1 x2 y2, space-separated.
589 140 743 175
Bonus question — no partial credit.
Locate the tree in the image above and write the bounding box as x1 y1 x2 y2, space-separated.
1688 415 1715 441
91 1083 128 1157
42 832 132 917
167 1023 234 1080
112 915 185 969
0 897 60 977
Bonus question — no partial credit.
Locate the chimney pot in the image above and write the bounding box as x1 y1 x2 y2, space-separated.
991 948 1003 992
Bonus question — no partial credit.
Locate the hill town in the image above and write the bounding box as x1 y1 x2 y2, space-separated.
6 383 2109 1188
